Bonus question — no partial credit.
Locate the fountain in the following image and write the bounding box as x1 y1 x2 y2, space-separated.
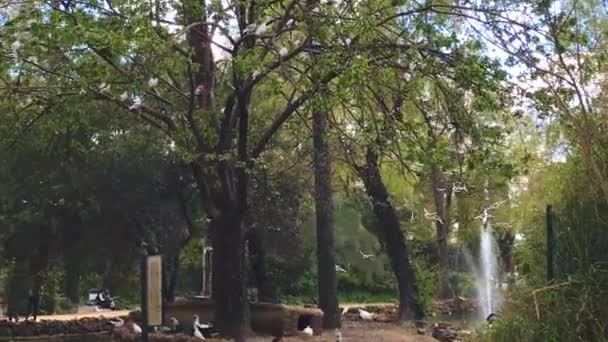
461 206 502 321
478 210 499 320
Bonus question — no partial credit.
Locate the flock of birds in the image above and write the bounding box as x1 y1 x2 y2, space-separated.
104 309 376 341
108 314 216 340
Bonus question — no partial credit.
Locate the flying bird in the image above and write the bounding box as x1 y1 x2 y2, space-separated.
335 264 347 273
452 183 467 193
424 208 444 224
148 77 159 88
359 250 375 259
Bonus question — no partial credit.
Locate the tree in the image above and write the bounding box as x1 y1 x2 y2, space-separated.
479 0 608 203
1 1 347 336
336 79 424 319
312 106 340 328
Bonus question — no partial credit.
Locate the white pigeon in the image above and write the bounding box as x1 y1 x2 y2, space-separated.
255 21 270 35
132 322 142 334
452 183 467 193
335 329 342 342
129 99 142 110
423 208 443 225
99 83 111 93
303 325 313 336
358 309 374 321
278 47 288 57
120 91 129 101
341 307 348 315
359 250 375 259
148 77 159 88
109 317 124 328
11 40 22 53
335 264 346 273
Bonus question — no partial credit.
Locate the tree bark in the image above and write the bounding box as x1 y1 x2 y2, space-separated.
163 254 180 303
312 109 341 329
431 166 451 299
64 261 80 305
497 231 515 287
247 228 277 303
358 149 423 321
210 213 249 341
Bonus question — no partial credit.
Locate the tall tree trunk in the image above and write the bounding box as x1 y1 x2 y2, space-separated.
163 254 180 303
64 260 80 305
431 166 451 298
312 110 340 329
498 231 515 287
358 149 423 320
210 212 249 340
247 228 277 303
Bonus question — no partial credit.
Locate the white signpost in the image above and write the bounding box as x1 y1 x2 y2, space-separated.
146 255 163 326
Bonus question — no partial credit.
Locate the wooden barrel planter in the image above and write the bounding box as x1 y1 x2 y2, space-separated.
163 298 324 337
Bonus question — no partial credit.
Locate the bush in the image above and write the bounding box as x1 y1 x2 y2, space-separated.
449 271 477 298
413 258 438 314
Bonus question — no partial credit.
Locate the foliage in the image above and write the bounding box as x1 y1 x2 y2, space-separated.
480 154 608 341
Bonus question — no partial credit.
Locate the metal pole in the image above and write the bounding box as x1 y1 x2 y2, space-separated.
140 243 149 342
546 205 555 282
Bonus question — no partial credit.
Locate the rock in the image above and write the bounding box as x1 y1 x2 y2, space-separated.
372 314 392 323
432 328 458 341
414 320 428 328
431 322 472 342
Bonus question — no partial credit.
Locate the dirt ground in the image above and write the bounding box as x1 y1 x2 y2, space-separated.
34 305 447 341
249 321 437 342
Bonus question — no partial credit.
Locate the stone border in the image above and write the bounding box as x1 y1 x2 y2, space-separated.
0 331 111 341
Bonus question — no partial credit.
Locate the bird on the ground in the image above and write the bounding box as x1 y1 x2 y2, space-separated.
194 328 205 340
302 325 313 336
160 317 182 334
359 250 375 259
109 317 124 328
194 314 212 329
169 316 183 333
358 308 374 321
132 321 142 334
193 314 212 339
486 313 498 324
335 329 342 342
